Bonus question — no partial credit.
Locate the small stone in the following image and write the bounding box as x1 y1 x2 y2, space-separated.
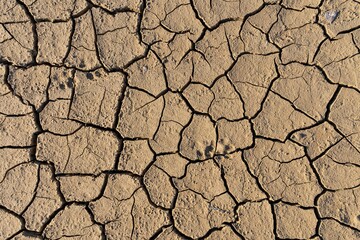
325 10 339 23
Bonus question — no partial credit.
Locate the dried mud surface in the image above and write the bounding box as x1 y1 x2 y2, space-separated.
1 0 360 239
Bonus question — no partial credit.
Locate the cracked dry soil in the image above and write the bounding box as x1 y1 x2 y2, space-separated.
0 0 360 239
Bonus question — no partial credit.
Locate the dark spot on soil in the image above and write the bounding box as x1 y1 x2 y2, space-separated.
79 61 85 68
62 71 67 76
196 150 202 158
224 145 231 152
67 78 74 88
342 215 350 224
357 215 360 221
59 83 65 90
339 209 350 223
86 72 94 80
22 230 41 238
95 71 101 77
299 133 306 138
53 74 58 80
205 145 214 158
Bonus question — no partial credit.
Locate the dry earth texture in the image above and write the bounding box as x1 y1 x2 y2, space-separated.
1 0 360 239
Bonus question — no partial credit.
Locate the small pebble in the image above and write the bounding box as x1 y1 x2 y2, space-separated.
325 10 339 23
142 65 148 73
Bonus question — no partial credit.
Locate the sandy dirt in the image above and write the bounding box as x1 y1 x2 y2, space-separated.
0 0 360 239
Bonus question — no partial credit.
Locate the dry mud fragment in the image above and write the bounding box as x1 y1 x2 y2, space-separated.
174 160 226 200
319 219 360 239
154 153 188 178
192 24 236 86
269 8 325 64
274 63 337 121
329 87 360 148
0 0 29 23
314 138 360 190
0 148 30 182
23 0 77 21
291 122 342 159
69 69 125 128
92 8 146 70
215 153 266 203
0 87 32 115
89 174 140 223
161 92 192 126
172 190 236 239
216 119 253 153
47 67 74 100
161 3 203 41
44 204 103 239
244 139 322 206
0 163 38 214
241 21 278 55
0 208 22 239
183 83 214 113
274 202 318 239
36 21 72 65
36 127 119 174
65 10 101 70
164 50 194 91
150 92 192 153
119 139 154 175
282 0 321 10
314 33 358 67
253 92 315 141
318 187 360 230
57 174 105 202
150 121 183 153
40 99 82 135
127 51 167 97
233 201 275 240
22 165 63 232
0 65 32 115
8 65 50 110
0 21 35 66
117 88 164 138
90 174 170 239
242 5 280 55
132 188 171 239
141 0 203 48
324 54 360 90
228 53 278 118
209 77 244 121
144 164 177 209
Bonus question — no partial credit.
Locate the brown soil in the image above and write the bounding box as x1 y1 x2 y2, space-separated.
0 0 360 239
